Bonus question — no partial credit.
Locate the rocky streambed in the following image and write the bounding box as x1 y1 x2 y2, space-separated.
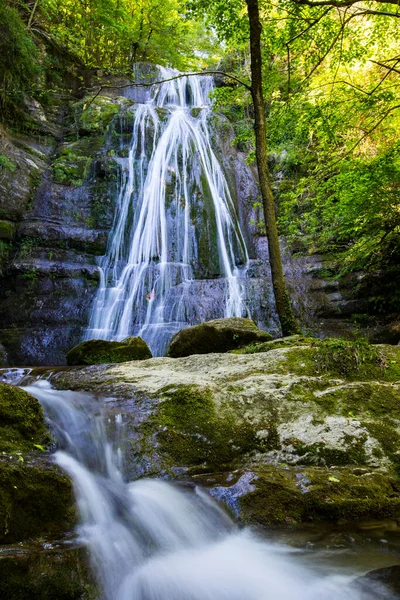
51 337 400 527
1 336 400 597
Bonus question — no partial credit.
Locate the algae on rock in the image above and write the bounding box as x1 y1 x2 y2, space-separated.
0 383 50 452
66 336 152 365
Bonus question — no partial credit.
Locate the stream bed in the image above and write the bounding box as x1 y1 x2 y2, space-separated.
1 368 398 599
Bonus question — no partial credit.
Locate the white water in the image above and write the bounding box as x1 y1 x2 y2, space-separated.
18 377 387 600
85 69 250 356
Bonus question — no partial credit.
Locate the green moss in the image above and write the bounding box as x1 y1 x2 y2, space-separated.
0 461 75 543
239 466 400 526
52 152 92 186
77 96 121 134
0 383 50 453
0 220 15 240
320 382 400 420
278 340 400 382
66 337 152 365
314 338 384 379
156 385 260 468
0 547 96 600
279 347 318 376
363 420 400 470
18 236 39 258
167 318 272 358
0 153 16 172
232 335 317 355
284 435 367 466
0 240 12 276
239 470 304 525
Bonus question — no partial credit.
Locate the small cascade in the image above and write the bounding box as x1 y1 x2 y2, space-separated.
19 379 385 600
85 68 250 356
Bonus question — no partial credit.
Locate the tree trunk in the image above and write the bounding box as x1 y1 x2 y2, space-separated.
245 0 298 335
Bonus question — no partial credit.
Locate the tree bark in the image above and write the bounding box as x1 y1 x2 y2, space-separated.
245 0 298 335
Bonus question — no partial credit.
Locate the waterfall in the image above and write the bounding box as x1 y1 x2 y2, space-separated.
85 68 250 356
18 377 384 600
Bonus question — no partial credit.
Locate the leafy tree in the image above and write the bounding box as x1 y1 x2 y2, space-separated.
0 3 42 114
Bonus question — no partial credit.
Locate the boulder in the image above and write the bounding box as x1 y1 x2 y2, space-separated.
355 565 400 599
166 317 272 358
0 383 50 452
0 383 75 544
0 546 95 600
0 457 75 544
66 336 152 365
53 339 400 526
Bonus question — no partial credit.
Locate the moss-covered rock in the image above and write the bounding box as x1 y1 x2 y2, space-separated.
0 219 15 240
0 545 95 599
231 334 317 355
66 337 152 366
0 383 50 452
52 340 400 524
0 457 75 544
155 385 261 469
166 317 272 358
236 466 400 527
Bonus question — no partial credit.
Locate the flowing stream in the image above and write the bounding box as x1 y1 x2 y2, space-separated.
13 375 391 600
85 69 250 356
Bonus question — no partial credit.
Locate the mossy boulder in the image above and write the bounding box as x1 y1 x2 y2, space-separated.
0 383 75 544
356 565 400 598
66 336 152 366
0 458 75 544
234 467 400 527
0 546 95 600
166 317 272 358
0 383 50 452
53 339 400 525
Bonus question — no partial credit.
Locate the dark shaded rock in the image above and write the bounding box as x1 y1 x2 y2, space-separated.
0 384 75 544
0 544 95 599
166 317 272 358
0 457 75 544
0 220 15 240
0 383 50 452
355 564 400 599
0 343 7 366
66 336 152 365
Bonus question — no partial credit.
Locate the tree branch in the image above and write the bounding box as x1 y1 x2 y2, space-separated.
370 59 400 75
315 103 400 178
291 0 400 8
27 0 39 30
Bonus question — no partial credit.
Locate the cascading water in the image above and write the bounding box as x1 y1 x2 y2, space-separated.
15 376 389 600
85 68 250 356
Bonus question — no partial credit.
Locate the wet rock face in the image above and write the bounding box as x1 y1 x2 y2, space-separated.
355 565 400 599
0 88 130 366
66 336 152 365
0 344 7 366
166 317 272 358
52 339 400 526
